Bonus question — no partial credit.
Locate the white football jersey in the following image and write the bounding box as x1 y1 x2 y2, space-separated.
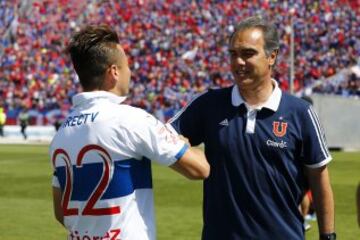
50 91 188 240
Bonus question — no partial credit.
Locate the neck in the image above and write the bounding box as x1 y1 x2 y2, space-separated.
239 78 274 107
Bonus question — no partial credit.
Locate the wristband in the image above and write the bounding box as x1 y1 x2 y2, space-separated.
319 232 336 240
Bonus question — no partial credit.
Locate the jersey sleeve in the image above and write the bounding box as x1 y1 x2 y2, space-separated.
301 106 332 168
169 92 206 146
123 112 189 166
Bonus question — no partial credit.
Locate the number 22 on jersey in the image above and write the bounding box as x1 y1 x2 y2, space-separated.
52 144 121 216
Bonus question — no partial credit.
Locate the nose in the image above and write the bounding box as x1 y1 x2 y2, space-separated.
235 56 246 65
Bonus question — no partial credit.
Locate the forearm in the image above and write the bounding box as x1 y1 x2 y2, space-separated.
52 187 65 226
357 183 360 228
307 166 335 234
312 183 335 233
170 146 209 180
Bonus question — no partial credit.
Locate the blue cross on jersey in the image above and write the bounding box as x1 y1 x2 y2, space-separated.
170 81 331 240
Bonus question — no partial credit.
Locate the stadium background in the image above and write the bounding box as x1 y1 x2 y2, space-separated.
1 0 359 125
0 0 359 239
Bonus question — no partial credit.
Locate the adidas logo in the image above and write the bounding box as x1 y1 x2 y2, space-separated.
219 119 229 126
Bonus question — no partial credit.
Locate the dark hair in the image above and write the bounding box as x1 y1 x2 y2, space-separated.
67 25 120 91
230 16 279 57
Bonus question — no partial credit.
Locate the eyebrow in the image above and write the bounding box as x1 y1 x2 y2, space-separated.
228 48 258 53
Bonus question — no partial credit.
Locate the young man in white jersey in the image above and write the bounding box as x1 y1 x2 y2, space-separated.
50 25 209 240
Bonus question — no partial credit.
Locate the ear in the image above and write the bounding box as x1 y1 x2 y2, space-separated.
109 64 119 78
102 65 118 90
268 49 278 66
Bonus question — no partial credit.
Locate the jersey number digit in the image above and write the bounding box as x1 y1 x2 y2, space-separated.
52 149 79 216
52 145 121 216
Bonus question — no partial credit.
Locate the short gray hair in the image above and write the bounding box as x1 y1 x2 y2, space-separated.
229 16 280 57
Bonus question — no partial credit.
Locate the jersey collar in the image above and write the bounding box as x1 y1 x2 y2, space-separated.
72 91 127 107
231 79 282 112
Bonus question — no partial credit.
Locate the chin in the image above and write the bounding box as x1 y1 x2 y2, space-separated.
235 78 252 86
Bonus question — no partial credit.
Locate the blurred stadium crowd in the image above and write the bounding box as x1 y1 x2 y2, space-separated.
0 0 359 125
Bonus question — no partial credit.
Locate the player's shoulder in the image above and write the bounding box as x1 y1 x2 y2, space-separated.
115 105 158 129
118 104 152 118
205 86 233 98
188 86 233 106
280 92 312 112
95 102 147 118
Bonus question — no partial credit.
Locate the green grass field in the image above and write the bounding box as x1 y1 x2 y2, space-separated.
0 144 359 239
